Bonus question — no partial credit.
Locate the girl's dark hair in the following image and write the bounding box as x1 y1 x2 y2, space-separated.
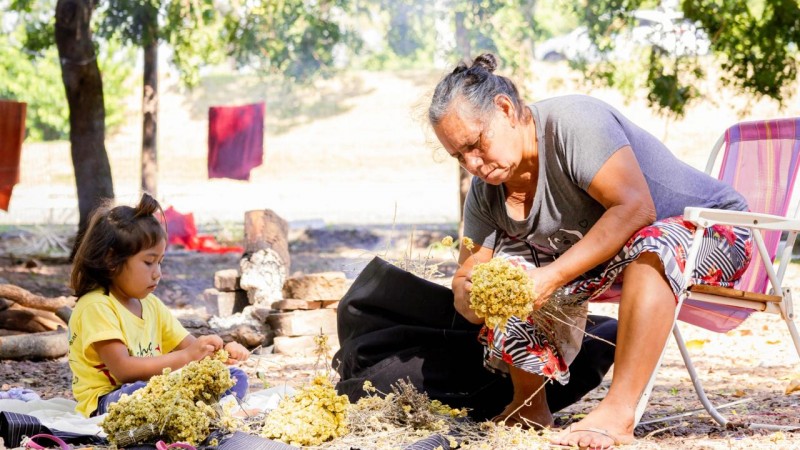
428 53 528 126
70 193 167 297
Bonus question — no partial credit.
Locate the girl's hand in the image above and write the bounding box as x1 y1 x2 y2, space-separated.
224 341 250 364
187 335 223 361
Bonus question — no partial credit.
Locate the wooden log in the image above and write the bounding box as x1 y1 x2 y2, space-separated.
0 284 75 313
243 210 290 267
0 329 68 360
240 210 290 305
0 305 67 333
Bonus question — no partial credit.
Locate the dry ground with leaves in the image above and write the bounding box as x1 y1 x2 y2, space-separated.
2 62 800 448
1 226 799 449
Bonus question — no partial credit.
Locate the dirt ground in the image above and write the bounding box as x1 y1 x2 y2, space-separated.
1 225 799 449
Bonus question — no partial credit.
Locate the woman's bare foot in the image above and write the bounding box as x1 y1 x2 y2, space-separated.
493 400 554 429
550 403 634 449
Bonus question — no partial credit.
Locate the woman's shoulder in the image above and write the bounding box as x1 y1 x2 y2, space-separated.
533 94 613 117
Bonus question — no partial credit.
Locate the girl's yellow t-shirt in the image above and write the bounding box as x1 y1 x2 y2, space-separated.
67 289 189 417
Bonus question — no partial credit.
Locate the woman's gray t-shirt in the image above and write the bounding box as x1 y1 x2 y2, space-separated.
463 95 748 261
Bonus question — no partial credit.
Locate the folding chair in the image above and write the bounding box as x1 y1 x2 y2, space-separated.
635 117 800 430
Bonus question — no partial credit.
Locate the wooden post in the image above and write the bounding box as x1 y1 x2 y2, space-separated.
239 210 290 305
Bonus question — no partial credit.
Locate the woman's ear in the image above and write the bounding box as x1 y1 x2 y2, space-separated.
494 94 517 127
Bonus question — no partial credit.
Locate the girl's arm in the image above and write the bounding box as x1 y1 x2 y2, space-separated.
93 334 223 383
452 242 494 324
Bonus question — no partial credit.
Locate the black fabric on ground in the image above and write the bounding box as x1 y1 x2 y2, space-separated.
333 257 617 421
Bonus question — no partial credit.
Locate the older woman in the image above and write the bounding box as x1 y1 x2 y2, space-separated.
429 53 752 448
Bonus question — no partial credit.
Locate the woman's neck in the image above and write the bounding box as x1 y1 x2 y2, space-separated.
505 116 539 194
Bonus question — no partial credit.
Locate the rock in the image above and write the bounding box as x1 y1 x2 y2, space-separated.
273 334 339 356
214 269 241 291
209 313 273 348
202 288 249 317
240 249 287 305
281 272 349 301
266 309 338 337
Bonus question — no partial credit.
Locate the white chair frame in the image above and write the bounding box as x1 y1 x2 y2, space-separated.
633 132 800 431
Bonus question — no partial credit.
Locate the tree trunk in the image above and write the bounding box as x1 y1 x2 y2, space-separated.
141 38 158 197
55 0 114 250
455 11 470 60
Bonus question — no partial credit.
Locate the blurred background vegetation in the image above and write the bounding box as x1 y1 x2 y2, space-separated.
3 0 796 143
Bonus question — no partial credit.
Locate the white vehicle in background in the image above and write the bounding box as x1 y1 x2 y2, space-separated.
534 9 710 62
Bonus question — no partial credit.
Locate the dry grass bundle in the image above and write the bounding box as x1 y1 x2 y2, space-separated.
310 379 472 450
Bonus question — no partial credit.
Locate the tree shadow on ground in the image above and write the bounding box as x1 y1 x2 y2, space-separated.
174 72 374 136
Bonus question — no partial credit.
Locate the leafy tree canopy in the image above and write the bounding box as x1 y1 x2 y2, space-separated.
571 0 800 117
0 0 131 141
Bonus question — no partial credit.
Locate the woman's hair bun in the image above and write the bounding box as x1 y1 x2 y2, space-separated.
451 60 469 75
471 53 497 73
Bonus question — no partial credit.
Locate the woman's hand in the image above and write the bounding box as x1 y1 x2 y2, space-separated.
223 341 250 364
526 265 563 310
454 269 485 324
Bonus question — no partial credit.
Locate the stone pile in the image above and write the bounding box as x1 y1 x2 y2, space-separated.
202 209 350 356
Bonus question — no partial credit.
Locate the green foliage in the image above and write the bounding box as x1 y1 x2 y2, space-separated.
0 9 133 141
682 0 800 105
569 0 799 117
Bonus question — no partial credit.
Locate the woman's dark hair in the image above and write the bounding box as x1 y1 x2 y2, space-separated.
70 193 167 297
428 53 528 126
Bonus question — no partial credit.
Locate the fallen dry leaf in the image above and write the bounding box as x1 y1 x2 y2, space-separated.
733 389 747 397
685 339 709 350
785 379 800 395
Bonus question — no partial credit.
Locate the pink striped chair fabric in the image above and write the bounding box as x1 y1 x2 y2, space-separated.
678 117 800 332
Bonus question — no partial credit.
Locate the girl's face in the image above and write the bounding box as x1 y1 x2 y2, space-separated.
110 239 166 301
433 98 522 186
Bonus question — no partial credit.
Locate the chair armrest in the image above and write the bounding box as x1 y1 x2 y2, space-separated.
683 207 800 232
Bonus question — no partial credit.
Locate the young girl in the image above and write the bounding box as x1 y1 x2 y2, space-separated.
68 193 250 417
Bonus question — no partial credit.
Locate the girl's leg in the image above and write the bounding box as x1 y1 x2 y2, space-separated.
225 367 249 399
551 251 675 448
93 380 148 416
495 365 553 429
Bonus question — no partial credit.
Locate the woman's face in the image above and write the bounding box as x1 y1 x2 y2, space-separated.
433 98 522 185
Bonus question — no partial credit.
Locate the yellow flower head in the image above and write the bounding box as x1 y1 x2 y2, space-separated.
469 258 535 330
441 236 454 247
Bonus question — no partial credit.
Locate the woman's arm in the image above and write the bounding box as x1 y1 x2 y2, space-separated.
93 334 223 383
532 145 656 304
452 242 494 324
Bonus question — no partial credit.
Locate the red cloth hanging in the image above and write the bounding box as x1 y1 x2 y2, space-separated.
0 101 26 211
208 102 264 181
164 206 243 254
